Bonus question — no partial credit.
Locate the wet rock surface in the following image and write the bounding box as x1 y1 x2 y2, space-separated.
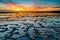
0 17 60 40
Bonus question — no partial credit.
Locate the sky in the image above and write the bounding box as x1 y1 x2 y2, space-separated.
0 0 60 7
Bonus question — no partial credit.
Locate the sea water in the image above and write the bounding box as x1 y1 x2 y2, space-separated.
0 13 60 40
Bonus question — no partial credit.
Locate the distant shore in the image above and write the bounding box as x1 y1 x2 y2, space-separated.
0 11 60 13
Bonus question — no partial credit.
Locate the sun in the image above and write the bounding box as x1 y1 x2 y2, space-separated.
11 8 24 11
16 8 22 11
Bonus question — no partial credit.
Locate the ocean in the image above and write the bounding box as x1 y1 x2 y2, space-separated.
0 13 60 40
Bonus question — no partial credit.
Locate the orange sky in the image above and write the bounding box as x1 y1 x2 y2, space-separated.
0 3 60 11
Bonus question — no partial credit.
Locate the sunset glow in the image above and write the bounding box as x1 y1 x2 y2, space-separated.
0 3 60 11
0 0 60 19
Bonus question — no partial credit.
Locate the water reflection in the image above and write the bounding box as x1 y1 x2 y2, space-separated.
0 13 60 21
